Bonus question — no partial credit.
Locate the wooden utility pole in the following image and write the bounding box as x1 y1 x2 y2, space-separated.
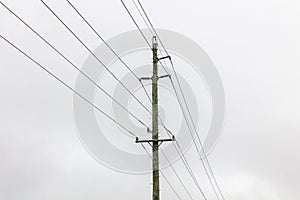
136 36 175 200
152 36 160 200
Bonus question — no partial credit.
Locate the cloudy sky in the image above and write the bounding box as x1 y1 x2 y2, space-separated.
0 0 300 199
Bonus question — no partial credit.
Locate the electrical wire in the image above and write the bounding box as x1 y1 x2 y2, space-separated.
120 1 208 198
1 29 180 200
120 0 151 48
0 1 149 130
65 0 152 104
131 0 155 36
174 141 207 199
133 1 226 199
0 34 136 137
40 0 152 120
65 0 175 139
161 149 195 200
169 75 221 199
0 1 224 199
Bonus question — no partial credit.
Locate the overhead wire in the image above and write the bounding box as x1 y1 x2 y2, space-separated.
0 1 149 130
40 0 153 122
116 4 206 196
0 34 136 137
0 26 183 200
161 149 195 200
120 0 211 198
66 0 152 104
120 0 151 48
169 75 221 199
131 0 155 36
174 141 208 199
1 30 191 200
65 0 175 138
1 0 224 198
31 6 185 199
133 0 226 199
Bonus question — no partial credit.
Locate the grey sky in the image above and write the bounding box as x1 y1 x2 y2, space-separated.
0 0 300 199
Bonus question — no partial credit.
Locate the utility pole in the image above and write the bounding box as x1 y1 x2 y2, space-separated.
152 36 160 200
136 36 174 200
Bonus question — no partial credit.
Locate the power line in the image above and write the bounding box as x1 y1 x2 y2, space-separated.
121 0 170 80
2 1 225 199
161 149 195 200
157 104 208 199
1 28 181 200
1 8 183 200
134 1 226 199
65 0 175 139
0 1 149 130
120 0 151 48
120 1 208 198
1 31 201 199
0 34 136 137
40 0 152 120
136 0 170 64
50 2 177 196
161 107 208 199
65 0 151 104
121 1 207 197
169 56 223 200
169 61 226 199
169 76 221 199
43 0 175 142
163 123 208 200
130 0 171 84
119 0 175 139
131 0 155 36
174 141 207 199
137 1 224 198
135 0 171 74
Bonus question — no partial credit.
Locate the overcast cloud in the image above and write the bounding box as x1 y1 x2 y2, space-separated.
0 0 300 199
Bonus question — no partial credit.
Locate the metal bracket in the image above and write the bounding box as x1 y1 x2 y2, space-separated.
158 55 171 61
139 77 152 81
140 74 170 81
158 74 170 79
135 135 175 147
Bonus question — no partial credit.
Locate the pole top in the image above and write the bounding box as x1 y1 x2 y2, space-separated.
152 36 158 49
